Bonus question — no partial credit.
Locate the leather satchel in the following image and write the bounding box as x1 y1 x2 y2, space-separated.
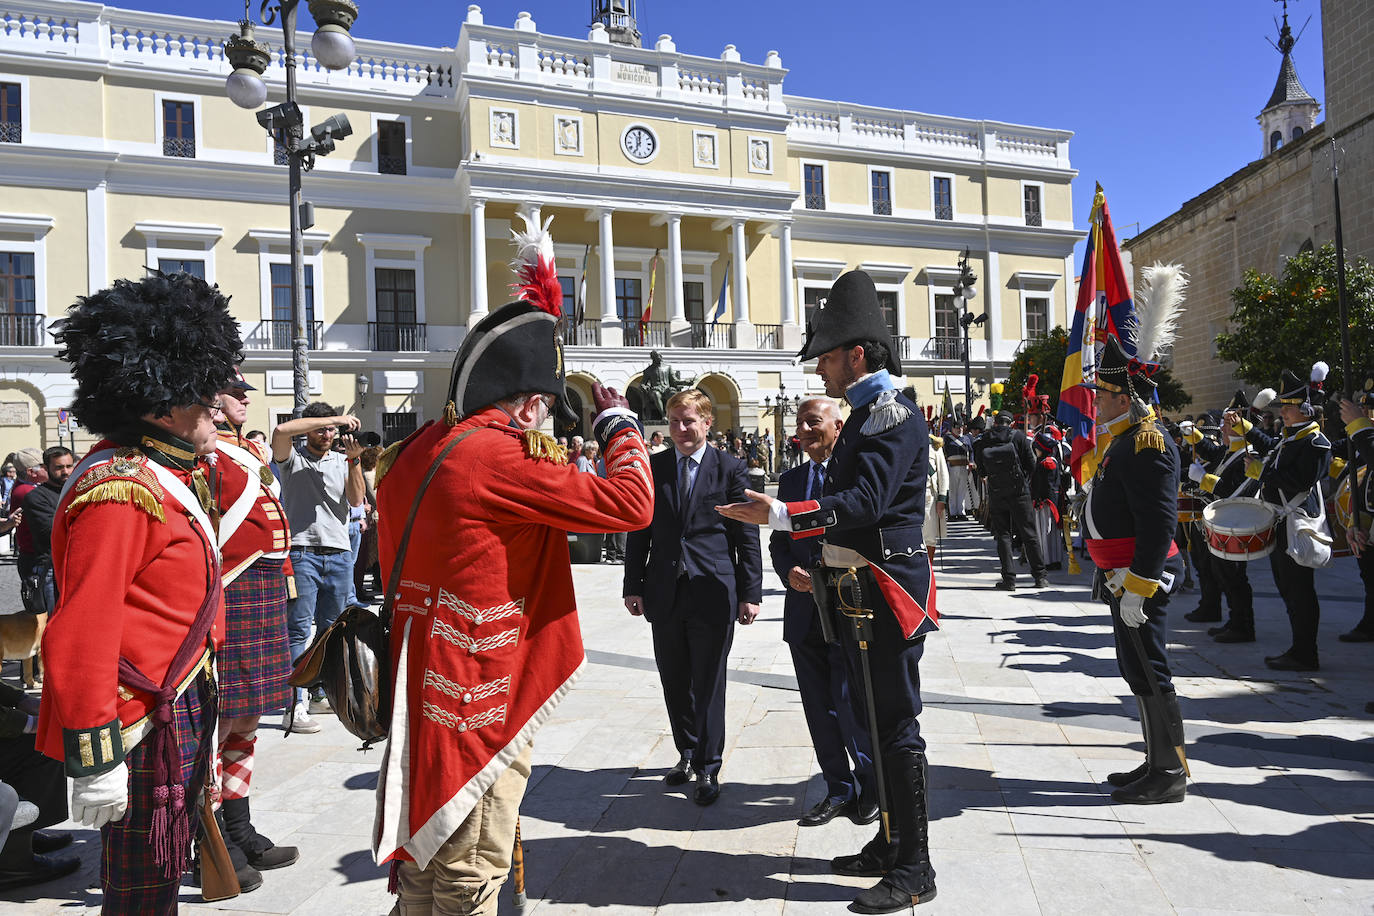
288 428 480 748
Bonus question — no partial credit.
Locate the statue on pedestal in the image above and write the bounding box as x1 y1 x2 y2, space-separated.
634 350 690 422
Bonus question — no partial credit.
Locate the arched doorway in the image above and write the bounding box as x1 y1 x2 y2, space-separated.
0 379 47 460
563 372 599 441
694 373 741 438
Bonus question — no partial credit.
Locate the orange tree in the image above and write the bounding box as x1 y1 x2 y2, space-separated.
1005 325 1189 416
1216 243 1374 395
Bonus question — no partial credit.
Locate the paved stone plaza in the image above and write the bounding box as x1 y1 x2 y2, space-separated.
2 518 1373 915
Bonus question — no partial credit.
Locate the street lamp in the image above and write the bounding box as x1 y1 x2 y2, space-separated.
763 381 803 478
224 0 359 416
952 248 986 417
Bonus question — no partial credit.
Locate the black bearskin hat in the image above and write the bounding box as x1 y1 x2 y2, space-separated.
798 270 902 376
55 272 242 442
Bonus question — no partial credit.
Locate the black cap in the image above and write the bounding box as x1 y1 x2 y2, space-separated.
797 270 902 376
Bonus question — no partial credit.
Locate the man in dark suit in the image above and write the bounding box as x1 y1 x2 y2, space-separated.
770 397 879 828
624 388 763 806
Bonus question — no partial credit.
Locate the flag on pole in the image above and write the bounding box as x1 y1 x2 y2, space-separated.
711 262 730 325
574 243 591 327
941 381 955 426
640 248 660 332
1056 183 1136 483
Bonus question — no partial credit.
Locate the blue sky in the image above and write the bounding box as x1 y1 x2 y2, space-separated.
167 0 1326 256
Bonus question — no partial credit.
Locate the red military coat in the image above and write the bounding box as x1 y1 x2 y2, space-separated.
215 431 290 584
372 409 652 869
37 443 222 776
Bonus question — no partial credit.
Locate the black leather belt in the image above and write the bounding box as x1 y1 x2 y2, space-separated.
298 545 348 555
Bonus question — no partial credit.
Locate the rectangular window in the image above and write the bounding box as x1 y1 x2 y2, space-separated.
559 275 577 317
163 100 195 158
1025 296 1050 340
934 293 959 339
0 82 20 143
382 411 418 446
871 170 892 215
157 258 205 279
803 286 827 329
933 176 952 220
0 252 36 313
615 277 642 321
804 164 825 210
378 120 407 175
375 267 418 351
683 281 705 323
1023 184 1042 227
876 290 899 339
270 263 317 348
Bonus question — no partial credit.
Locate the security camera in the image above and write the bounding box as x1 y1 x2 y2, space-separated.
309 114 353 154
256 101 302 133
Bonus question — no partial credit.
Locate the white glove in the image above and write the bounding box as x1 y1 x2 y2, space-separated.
1104 568 1128 597
1178 421 1194 436
72 761 129 829
1119 591 1148 628
1188 462 1206 484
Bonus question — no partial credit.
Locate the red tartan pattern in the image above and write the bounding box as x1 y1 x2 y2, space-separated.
217 558 292 718
100 673 213 915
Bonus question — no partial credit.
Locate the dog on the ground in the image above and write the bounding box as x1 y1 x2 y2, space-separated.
0 612 46 687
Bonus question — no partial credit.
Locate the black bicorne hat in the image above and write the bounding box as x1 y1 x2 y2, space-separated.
446 302 574 425
1276 360 1329 408
1092 334 1160 402
797 270 902 376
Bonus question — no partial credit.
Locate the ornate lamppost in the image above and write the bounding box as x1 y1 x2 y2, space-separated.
953 248 986 418
763 381 803 477
223 0 359 415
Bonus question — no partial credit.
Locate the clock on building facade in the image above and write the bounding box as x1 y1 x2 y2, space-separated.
621 124 658 163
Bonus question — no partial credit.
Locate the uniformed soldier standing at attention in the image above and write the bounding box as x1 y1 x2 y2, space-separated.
37 272 242 913
719 269 939 913
1084 334 1189 805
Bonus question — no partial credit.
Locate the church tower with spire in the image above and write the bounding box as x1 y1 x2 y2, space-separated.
590 0 642 47
1257 1 1320 157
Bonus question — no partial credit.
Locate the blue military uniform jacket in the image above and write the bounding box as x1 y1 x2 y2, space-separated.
1243 421 1332 516
785 374 938 638
1083 416 1182 599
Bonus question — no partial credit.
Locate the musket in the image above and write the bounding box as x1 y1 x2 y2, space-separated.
836 567 892 843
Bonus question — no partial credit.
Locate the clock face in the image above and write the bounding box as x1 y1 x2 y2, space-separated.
622 126 657 162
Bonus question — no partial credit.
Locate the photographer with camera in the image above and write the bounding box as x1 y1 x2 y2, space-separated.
270 403 364 734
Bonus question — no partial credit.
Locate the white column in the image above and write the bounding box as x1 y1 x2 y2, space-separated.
597 209 623 347
86 183 107 294
666 214 686 330
468 198 488 327
984 249 1001 373
730 218 753 347
778 222 801 351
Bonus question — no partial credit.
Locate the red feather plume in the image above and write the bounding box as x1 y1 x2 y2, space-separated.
509 212 563 317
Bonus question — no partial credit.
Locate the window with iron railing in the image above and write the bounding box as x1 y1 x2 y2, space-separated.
876 290 899 341
0 83 20 143
270 263 316 348
803 286 826 329
933 176 952 220
804 164 826 210
378 120 407 175
272 125 290 165
684 281 705 324
871 170 892 215
374 267 420 350
382 411 418 446
615 277 642 322
1023 184 1042 227
163 100 195 158
934 293 959 340
1 252 36 314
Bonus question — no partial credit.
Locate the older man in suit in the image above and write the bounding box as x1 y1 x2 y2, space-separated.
771 398 879 827
625 388 762 805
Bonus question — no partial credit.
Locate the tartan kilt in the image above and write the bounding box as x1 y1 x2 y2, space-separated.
101 671 214 915
218 557 293 717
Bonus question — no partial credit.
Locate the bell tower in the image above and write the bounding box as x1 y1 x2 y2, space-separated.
590 0 641 48
1257 0 1320 158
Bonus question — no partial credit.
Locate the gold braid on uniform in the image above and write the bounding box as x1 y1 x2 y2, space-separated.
375 439 404 487
67 449 167 523
443 400 460 426
67 479 167 523
1134 426 1165 454
521 430 569 465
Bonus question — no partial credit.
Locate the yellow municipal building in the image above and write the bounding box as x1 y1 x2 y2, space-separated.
0 0 1078 456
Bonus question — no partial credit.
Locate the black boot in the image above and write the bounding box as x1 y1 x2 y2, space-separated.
1107 697 1149 787
851 750 937 913
831 826 896 877
191 809 263 894
1111 692 1186 805
222 796 299 870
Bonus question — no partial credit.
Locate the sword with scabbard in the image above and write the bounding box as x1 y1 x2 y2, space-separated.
834 566 893 843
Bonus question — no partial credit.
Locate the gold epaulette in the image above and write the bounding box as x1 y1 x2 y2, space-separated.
522 430 569 465
1134 427 1165 454
375 439 405 488
67 448 166 523
930 434 943 449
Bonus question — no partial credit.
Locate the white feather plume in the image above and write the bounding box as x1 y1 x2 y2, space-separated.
1253 388 1276 409
1311 360 1330 384
509 211 555 272
1133 262 1188 362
